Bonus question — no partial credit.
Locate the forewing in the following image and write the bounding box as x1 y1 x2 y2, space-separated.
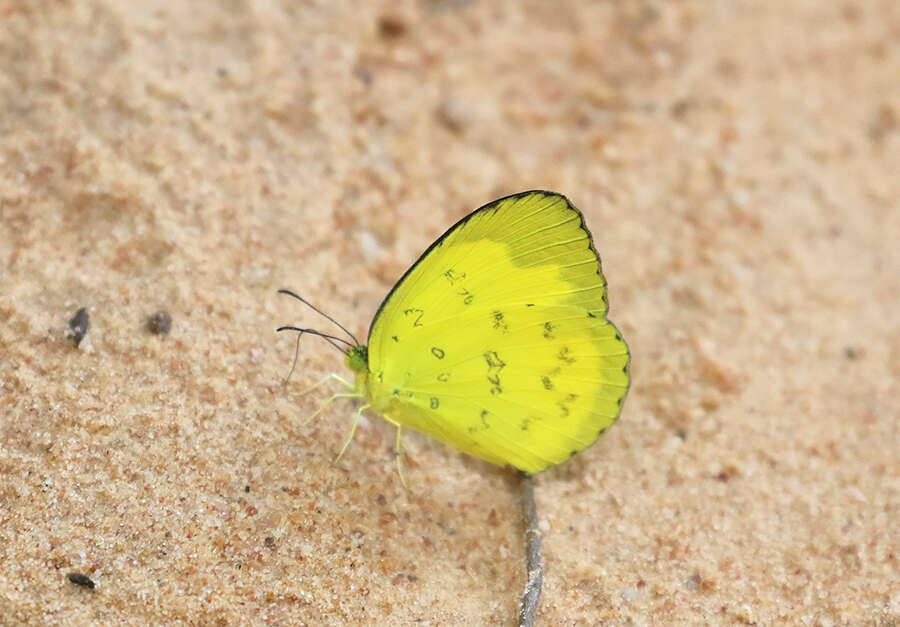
366 191 630 473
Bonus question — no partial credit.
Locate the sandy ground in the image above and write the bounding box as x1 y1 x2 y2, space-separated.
2 1 899 625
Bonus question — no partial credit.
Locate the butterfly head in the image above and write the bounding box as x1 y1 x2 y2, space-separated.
277 289 365 377
345 344 369 373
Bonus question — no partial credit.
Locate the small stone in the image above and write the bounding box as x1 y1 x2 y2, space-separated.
147 311 172 335
67 307 90 346
67 572 96 589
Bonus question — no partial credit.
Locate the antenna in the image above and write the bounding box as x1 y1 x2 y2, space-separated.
277 289 360 346
275 326 354 354
283 327 303 384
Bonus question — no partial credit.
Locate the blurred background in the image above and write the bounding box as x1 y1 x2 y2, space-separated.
1 1 898 624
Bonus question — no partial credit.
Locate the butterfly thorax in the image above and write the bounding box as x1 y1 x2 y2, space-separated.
346 343 405 415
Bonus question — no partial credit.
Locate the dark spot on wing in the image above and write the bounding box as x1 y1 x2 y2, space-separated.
557 393 578 418
492 310 509 333
404 308 424 327
557 346 576 365
444 268 466 285
484 351 505 394
484 351 505 371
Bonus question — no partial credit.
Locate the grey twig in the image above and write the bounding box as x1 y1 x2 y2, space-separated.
518 472 542 627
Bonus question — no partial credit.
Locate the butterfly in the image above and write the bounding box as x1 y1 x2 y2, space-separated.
279 191 630 474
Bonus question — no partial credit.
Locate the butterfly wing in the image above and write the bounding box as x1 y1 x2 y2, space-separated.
363 191 630 474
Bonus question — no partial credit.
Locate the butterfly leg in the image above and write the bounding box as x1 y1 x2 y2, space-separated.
305 391 363 423
377 417 408 488
395 426 407 489
333 403 369 464
292 372 354 398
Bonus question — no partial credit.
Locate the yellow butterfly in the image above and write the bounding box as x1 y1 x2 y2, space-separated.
280 191 630 474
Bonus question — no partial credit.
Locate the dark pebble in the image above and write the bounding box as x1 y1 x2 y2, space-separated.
67 308 90 347
67 572 95 589
147 311 172 335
